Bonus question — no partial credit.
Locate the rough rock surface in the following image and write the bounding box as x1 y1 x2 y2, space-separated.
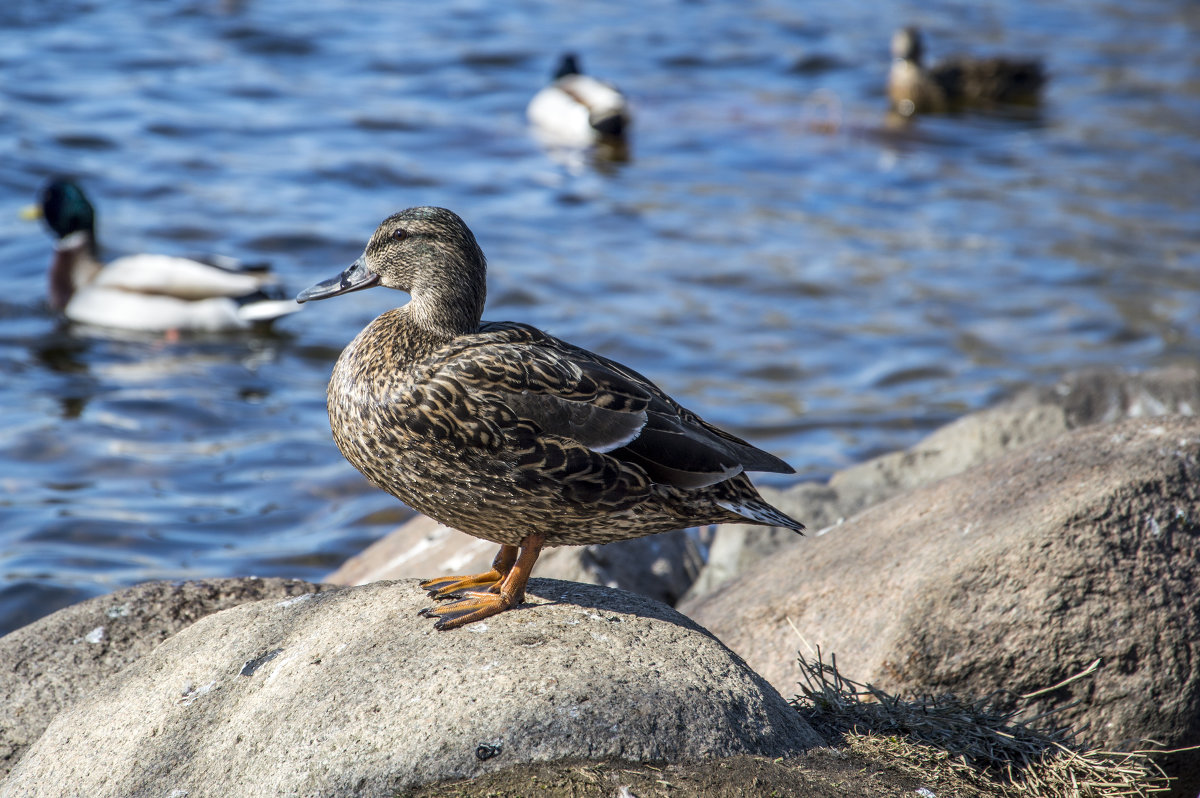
3 579 821 797
0 576 326 780
682 416 1200 796
328 514 703 606
685 365 1200 600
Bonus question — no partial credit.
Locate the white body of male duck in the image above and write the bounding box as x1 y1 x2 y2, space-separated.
297 206 804 630
28 179 300 333
526 54 631 147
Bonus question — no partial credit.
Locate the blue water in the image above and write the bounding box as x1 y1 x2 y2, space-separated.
1 0 1197 634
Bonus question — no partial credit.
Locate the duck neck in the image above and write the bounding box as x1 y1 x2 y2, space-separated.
405 283 485 342
405 247 488 341
48 231 102 311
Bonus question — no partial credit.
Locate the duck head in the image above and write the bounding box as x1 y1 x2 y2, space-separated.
554 53 581 80
891 27 925 65
297 206 488 335
24 178 103 310
37 178 99 245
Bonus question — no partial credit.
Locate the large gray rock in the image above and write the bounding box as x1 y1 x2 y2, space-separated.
682 416 1200 796
685 366 1200 600
0 577 326 780
3 578 821 797
328 514 703 607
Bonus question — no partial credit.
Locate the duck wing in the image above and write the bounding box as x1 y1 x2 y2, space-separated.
556 347 794 488
185 253 273 274
554 74 629 132
423 322 793 491
435 324 650 456
932 57 1045 105
95 254 276 300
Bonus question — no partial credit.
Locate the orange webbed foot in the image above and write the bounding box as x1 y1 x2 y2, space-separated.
419 590 517 630
417 534 545 631
419 544 518 599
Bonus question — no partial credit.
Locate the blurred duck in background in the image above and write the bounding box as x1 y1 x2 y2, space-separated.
24 178 300 334
526 53 631 150
888 27 1046 117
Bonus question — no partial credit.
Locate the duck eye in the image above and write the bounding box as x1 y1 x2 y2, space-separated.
391 228 408 241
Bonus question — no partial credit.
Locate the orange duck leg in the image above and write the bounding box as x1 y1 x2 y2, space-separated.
419 533 546 630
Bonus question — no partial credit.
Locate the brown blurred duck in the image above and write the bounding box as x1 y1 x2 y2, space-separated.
297 207 804 630
888 27 1046 117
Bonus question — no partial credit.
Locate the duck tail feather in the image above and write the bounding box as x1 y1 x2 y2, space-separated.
717 499 805 533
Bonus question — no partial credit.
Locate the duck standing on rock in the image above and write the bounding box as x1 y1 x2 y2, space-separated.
888 27 1046 117
298 207 804 630
526 53 631 147
25 178 299 333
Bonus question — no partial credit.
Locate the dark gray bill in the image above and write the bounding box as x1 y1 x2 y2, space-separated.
296 256 380 303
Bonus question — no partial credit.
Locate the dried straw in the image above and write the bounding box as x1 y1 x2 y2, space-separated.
790 649 1173 798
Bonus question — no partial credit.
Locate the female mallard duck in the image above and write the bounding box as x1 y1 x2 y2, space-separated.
526 53 631 146
888 27 1045 117
298 206 804 630
26 178 299 333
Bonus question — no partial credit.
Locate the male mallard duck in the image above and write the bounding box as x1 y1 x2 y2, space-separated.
298 206 804 630
888 27 1046 117
25 178 300 333
526 53 631 146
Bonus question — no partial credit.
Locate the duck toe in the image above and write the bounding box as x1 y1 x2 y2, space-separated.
418 590 517 630
420 570 505 599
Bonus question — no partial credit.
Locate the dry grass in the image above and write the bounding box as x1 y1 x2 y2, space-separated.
790 650 1173 798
